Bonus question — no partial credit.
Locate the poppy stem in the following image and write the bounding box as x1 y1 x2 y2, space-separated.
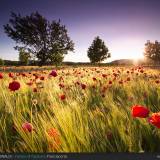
31 105 33 151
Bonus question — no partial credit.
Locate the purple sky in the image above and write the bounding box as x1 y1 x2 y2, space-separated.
0 0 160 62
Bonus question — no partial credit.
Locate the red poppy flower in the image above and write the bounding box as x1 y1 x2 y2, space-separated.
9 73 14 78
92 85 96 89
59 83 65 88
59 76 64 81
33 88 38 92
26 82 33 86
148 113 160 128
119 80 123 84
0 73 3 79
21 73 26 77
102 74 107 78
34 75 39 79
138 67 142 70
50 70 57 77
81 83 86 89
140 70 144 73
101 94 105 98
108 80 112 85
60 94 66 100
155 80 159 84
101 86 107 93
126 77 130 81
113 73 118 77
40 76 45 80
131 105 149 118
75 81 80 85
9 81 20 91
22 122 33 132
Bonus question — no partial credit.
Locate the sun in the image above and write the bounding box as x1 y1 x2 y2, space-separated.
108 38 145 63
131 53 144 61
123 43 144 61
127 47 145 65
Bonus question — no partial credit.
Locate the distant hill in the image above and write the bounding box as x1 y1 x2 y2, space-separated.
1 59 142 66
4 60 19 66
110 59 134 65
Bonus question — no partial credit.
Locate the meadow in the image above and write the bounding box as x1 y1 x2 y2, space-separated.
0 66 160 152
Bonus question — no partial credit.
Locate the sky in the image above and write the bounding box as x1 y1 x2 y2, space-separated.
0 0 160 62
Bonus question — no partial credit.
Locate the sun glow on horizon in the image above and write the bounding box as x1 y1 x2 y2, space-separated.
108 38 145 62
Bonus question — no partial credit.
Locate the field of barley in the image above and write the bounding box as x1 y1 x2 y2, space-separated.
0 66 160 153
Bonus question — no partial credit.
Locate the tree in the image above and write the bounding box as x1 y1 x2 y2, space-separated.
144 40 160 63
49 52 64 67
0 58 4 66
18 48 31 65
87 36 110 63
4 12 74 66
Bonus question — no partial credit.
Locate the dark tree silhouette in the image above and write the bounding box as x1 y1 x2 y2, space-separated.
4 12 74 65
0 58 4 66
87 36 110 63
144 40 160 63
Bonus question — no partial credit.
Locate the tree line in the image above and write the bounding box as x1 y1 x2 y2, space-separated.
1 12 160 66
